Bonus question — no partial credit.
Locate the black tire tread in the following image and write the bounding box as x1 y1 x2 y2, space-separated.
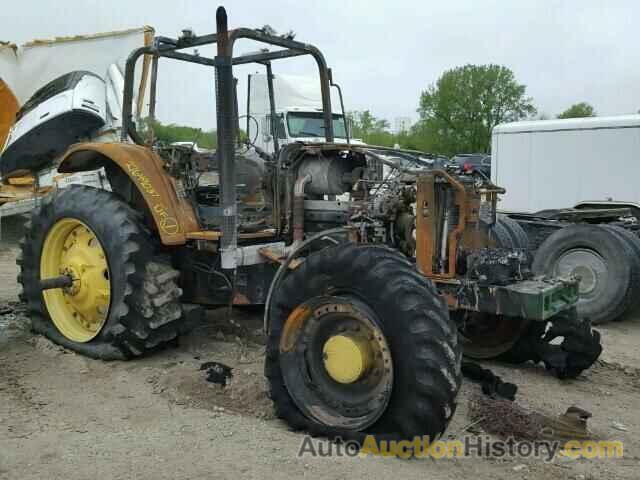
18 185 186 360
532 224 631 325
497 214 529 250
265 243 461 442
600 225 640 317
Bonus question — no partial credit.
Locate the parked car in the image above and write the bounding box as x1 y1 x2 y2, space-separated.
451 153 491 177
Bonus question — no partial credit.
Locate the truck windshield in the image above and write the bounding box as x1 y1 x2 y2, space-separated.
286 112 347 139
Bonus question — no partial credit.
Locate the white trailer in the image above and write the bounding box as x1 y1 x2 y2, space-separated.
492 114 640 214
491 115 640 325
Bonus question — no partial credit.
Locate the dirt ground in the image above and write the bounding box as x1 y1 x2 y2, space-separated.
1 216 639 480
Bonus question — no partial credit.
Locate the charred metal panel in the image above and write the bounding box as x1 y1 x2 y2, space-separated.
177 247 277 305
58 142 199 245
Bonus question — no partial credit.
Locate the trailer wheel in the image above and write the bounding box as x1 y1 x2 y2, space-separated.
600 225 640 317
481 214 528 250
18 185 188 359
497 214 529 250
532 224 631 324
265 243 461 443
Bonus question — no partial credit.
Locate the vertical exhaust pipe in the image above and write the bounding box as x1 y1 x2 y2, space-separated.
215 6 238 270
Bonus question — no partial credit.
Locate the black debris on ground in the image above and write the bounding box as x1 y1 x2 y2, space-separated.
461 361 518 401
200 361 233 386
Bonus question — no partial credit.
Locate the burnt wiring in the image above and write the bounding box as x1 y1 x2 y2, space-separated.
190 259 238 320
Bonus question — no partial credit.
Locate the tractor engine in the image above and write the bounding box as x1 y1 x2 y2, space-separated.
157 143 388 242
288 146 377 237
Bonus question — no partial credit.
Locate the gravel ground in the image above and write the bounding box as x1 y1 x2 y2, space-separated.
1 217 638 479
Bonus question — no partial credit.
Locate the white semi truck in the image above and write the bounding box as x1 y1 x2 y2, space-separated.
245 73 354 154
491 115 640 325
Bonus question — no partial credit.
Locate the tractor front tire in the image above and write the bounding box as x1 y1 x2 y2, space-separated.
265 243 461 443
18 185 186 360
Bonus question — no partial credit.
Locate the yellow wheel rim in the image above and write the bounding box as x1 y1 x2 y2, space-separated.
40 218 111 342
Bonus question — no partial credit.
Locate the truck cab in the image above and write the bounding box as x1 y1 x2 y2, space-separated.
253 106 353 154
246 73 359 155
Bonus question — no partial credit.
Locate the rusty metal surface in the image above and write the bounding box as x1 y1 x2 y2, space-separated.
121 15 336 145
415 170 472 279
278 296 393 430
59 142 199 245
0 79 18 148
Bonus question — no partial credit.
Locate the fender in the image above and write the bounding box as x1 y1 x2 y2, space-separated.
59 142 199 245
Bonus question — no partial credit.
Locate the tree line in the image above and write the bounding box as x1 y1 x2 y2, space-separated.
349 64 599 156
149 63 604 156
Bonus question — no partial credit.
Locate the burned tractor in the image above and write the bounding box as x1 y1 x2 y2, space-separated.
408 170 602 378
17 7 599 444
18 8 459 443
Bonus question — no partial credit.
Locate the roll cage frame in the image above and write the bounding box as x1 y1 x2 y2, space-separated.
120 9 342 147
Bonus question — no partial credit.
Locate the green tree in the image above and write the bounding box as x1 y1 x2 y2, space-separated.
557 102 596 119
348 110 395 146
140 118 217 149
416 64 536 156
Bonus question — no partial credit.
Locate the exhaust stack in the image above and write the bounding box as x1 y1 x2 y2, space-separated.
215 6 238 270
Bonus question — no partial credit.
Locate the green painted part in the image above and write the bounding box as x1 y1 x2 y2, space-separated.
499 277 580 321
449 276 580 321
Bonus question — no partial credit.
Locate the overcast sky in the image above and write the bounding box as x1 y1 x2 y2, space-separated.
3 0 640 129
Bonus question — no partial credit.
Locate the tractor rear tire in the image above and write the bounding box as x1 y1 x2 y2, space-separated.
532 224 631 325
18 185 187 360
265 243 461 443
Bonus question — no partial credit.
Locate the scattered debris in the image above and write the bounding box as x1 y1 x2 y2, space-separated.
200 361 233 386
469 394 592 441
500 313 602 379
611 421 628 432
548 406 592 439
461 361 518 400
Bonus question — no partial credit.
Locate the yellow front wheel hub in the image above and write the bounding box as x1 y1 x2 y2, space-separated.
322 334 372 384
40 218 111 342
